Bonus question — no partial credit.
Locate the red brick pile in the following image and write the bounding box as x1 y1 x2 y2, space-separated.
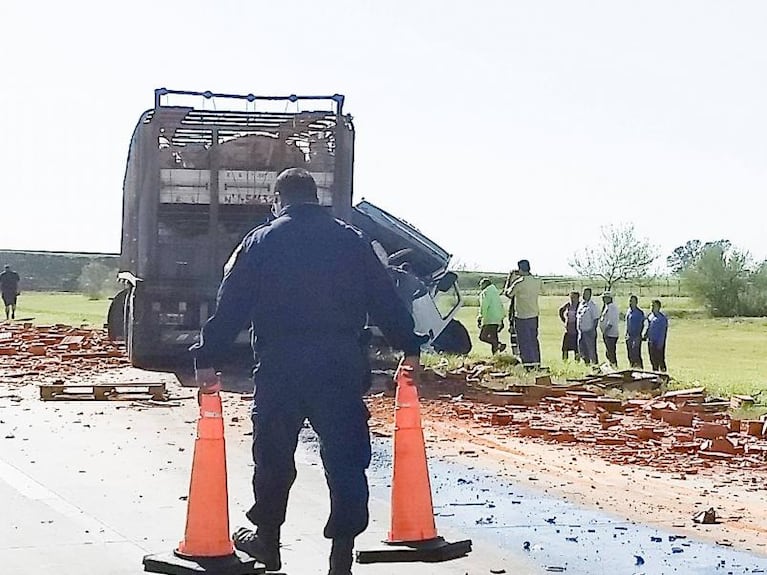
437 386 767 472
0 323 128 380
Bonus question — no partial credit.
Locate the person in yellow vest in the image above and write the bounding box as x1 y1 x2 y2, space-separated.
504 259 542 367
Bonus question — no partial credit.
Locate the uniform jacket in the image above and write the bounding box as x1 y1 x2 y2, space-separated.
191 203 422 369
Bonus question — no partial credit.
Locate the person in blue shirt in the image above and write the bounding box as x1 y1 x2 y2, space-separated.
191 168 424 575
624 295 645 368
644 299 668 372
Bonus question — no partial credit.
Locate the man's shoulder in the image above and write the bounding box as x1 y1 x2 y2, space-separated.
241 220 274 244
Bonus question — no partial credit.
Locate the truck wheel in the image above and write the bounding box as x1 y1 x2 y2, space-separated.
432 319 472 355
124 289 135 364
107 288 129 341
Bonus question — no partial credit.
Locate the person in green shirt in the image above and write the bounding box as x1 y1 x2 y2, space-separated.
477 278 507 354
504 259 542 366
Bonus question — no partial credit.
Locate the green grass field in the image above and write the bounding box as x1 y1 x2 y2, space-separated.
8 292 111 327
7 292 767 402
455 295 767 400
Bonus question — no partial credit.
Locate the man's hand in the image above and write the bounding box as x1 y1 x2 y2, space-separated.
195 367 221 394
395 355 422 386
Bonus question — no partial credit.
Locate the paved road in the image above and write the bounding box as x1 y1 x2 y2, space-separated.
0 369 538 575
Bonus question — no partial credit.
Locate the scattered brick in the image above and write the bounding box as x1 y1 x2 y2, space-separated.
660 409 694 427
695 423 729 440
744 421 764 438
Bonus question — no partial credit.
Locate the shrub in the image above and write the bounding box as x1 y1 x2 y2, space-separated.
684 246 767 317
78 262 118 300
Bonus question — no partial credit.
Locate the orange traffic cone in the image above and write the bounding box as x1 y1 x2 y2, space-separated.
387 366 438 543
143 389 264 575
177 391 234 557
357 366 472 564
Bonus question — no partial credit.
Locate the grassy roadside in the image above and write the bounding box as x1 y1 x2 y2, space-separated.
6 292 767 404
453 295 767 400
6 292 111 327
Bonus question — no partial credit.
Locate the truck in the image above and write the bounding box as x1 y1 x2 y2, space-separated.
108 88 470 371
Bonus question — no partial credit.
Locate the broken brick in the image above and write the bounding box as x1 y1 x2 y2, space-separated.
550 432 576 443
519 426 554 439
695 423 729 440
490 411 514 426
626 427 663 442
660 409 694 427
744 421 764 438
581 397 623 414
702 437 743 456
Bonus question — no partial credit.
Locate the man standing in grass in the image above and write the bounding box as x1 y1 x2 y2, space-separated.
558 290 580 361
644 299 668 372
504 259 542 366
625 295 645 368
478 278 507 355
599 292 620 367
0 265 20 321
576 287 600 365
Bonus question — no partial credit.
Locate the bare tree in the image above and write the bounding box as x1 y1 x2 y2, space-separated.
569 224 658 291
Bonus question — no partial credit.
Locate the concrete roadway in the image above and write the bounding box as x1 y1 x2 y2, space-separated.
0 370 539 575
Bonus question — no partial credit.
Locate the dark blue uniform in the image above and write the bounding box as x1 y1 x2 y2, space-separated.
191 203 422 539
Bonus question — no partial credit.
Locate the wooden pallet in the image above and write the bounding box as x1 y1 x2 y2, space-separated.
39 382 166 401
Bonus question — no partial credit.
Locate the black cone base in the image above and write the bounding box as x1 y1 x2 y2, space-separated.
356 536 472 564
143 549 265 574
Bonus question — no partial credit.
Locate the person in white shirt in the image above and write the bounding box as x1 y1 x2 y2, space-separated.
576 287 600 365
599 291 620 367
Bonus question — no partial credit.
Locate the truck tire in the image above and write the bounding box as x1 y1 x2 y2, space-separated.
106 289 129 341
432 319 472 355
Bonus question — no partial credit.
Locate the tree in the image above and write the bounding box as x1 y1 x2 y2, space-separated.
78 262 117 300
569 224 658 291
667 239 732 274
667 240 702 274
683 244 750 317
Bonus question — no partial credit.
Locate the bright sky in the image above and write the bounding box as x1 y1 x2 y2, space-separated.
2 1 766 274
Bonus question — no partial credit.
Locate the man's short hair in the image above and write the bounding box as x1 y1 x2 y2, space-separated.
570 290 580 297
629 294 638 302
479 278 491 289
517 259 531 272
652 299 662 308
274 168 318 205
583 287 592 294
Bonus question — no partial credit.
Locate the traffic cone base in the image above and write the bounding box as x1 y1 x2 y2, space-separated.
142 549 264 575
356 536 472 564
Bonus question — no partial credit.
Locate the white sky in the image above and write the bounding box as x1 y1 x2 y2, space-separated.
2 0 766 274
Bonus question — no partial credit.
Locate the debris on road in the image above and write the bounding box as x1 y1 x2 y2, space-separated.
693 508 718 525
39 382 166 401
0 324 128 380
368 361 767 474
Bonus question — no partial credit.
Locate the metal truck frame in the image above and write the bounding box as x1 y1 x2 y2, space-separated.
110 89 468 370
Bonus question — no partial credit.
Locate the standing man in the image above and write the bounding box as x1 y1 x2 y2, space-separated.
576 287 600 365
558 291 580 361
644 299 668 372
625 295 645 368
191 169 424 575
504 259 542 366
0 265 20 321
599 292 619 367
477 278 506 354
